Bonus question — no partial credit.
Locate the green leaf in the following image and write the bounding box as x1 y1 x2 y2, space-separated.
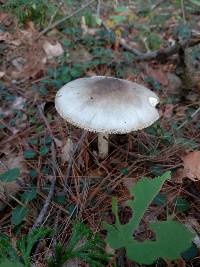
0 234 19 262
0 168 20 182
173 197 190 213
54 195 66 204
104 172 194 264
11 206 28 226
23 150 36 159
49 222 109 267
0 259 23 267
182 243 198 260
153 193 167 206
147 32 162 50
114 6 129 13
39 146 49 156
189 0 200 6
126 220 194 264
21 188 37 203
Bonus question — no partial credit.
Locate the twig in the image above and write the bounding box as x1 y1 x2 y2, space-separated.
152 0 165 10
96 0 101 16
177 105 200 129
181 0 186 23
102 21 200 61
31 106 58 230
32 144 56 231
48 2 63 27
130 35 200 61
36 0 96 39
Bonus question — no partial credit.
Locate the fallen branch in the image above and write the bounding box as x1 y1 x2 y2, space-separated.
102 21 200 61
132 36 200 62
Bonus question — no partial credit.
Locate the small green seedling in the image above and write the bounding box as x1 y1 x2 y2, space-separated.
0 228 51 267
48 222 109 267
104 172 194 265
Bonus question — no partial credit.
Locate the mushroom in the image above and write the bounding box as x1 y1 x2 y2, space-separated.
55 76 159 159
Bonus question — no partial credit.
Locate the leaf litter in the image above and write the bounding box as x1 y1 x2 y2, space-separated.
0 1 200 266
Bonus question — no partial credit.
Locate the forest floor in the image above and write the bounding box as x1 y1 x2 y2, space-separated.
0 0 200 266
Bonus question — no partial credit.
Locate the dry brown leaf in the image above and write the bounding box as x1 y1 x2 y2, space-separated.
183 151 200 181
43 40 64 59
171 168 184 184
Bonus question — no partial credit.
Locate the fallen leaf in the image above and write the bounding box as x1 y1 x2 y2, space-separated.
43 40 64 59
12 96 26 110
0 12 7 23
183 151 200 181
0 71 5 78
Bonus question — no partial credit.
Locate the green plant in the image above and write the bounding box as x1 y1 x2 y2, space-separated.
2 0 57 27
104 172 194 265
48 222 109 267
0 228 51 267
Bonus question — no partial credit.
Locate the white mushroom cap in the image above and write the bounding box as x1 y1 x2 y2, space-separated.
55 76 159 134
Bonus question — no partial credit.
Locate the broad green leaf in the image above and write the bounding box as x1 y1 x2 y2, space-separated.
11 206 28 226
104 172 194 264
126 220 194 264
21 188 37 203
0 168 20 182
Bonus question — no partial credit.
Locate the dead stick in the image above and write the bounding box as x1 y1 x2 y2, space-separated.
31 107 57 230
32 144 56 230
102 21 200 61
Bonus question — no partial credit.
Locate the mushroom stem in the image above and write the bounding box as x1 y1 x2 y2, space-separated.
98 133 109 159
